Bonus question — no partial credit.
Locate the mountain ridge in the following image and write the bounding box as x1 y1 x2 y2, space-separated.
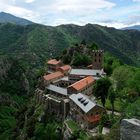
0 22 140 67
0 12 33 25
122 25 140 31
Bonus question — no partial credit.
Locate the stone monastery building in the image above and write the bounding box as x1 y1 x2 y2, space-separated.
35 49 106 129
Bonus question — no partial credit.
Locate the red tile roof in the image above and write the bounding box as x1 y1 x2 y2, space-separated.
59 65 71 72
47 59 61 65
68 76 95 91
85 115 100 123
43 71 64 81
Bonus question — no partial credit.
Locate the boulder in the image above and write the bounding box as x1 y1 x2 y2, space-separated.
120 118 140 140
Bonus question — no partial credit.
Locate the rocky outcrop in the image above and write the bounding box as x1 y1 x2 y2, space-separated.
120 118 140 140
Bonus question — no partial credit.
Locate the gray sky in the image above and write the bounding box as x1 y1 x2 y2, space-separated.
0 0 140 28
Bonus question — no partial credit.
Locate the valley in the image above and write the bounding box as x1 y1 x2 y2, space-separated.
0 12 140 140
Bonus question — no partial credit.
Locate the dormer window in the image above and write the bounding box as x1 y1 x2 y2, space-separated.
78 97 83 101
81 99 86 103
96 73 99 76
83 101 89 106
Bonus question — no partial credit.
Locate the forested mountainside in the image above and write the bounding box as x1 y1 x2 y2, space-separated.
57 24 140 66
0 12 33 25
0 44 140 140
0 23 140 68
0 55 44 139
0 20 140 139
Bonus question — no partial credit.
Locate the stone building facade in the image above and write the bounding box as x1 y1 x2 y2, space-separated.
69 93 106 129
35 48 106 130
43 71 64 86
58 65 71 75
35 90 70 119
68 76 95 96
69 69 105 82
92 50 104 69
46 84 68 99
47 59 63 73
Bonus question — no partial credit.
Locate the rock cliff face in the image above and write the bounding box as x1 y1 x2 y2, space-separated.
120 118 140 140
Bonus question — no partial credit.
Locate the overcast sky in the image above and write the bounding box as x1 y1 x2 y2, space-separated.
0 0 140 28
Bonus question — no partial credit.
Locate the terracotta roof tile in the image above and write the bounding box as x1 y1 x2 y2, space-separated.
85 115 100 123
68 76 95 91
47 59 61 65
43 71 64 81
59 65 71 72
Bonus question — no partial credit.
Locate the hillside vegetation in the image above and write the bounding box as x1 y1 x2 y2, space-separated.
0 22 140 139
0 23 140 68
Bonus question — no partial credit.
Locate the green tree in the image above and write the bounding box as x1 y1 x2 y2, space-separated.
105 122 120 140
88 135 104 140
120 88 139 103
69 130 80 140
112 66 133 90
34 122 62 140
81 39 86 45
124 98 140 119
103 53 123 75
62 54 72 64
72 52 92 66
94 78 111 107
98 114 110 134
108 87 116 115
26 116 37 138
128 70 140 94
89 42 99 50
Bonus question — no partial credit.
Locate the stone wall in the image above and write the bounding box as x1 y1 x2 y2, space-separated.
120 118 140 140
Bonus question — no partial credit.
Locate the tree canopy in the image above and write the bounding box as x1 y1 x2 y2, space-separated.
72 52 92 66
94 78 111 107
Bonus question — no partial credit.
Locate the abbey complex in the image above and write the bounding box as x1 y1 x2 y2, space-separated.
35 49 107 132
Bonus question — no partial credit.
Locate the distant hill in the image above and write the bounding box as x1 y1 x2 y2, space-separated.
122 25 140 31
57 24 140 66
0 12 33 25
0 23 140 67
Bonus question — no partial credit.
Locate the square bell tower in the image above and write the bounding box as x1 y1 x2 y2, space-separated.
92 50 104 69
